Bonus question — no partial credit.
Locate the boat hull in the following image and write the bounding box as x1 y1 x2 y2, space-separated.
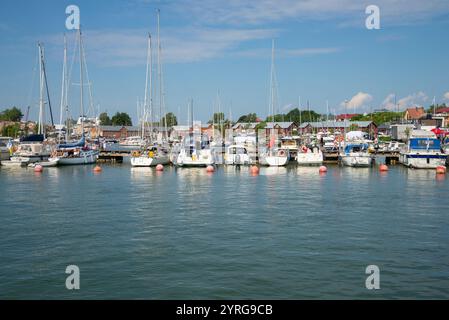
264 156 288 167
341 154 373 167
52 150 98 165
399 153 447 169
131 155 170 167
297 152 323 166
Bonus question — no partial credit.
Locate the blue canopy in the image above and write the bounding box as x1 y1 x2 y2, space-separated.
344 143 368 153
58 136 85 149
409 138 441 150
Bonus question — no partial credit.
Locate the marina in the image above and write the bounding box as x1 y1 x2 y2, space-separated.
1 0 449 303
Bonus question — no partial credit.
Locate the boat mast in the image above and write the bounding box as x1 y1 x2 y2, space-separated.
59 34 68 142
143 34 152 141
38 42 45 137
157 9 166 141
79 27 85 137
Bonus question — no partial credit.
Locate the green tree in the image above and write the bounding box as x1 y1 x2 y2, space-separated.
1 123 21 137
111 112 132 126
161 112 178 127
99 112 112 125
208 112 226 125
0 107 23 122
237 113 258 123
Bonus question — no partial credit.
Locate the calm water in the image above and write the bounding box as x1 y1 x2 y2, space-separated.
0 163 449 299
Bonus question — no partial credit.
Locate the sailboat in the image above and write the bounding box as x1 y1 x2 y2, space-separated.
131 33 170 167
48 28 98 165
2 43 52 167
259 40 288 167
175 100 214 167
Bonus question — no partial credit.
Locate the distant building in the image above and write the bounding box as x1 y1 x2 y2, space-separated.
232 121 298 136
97 126 140 139
404 107 425 122
299 120 378 138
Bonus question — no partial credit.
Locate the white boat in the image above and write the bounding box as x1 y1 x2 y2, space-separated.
0 137 12 161
175 134 214 167
28 158 60 167
297 145 323 165
1 157 30 167
225 145 252 165
131 147 170 167
399 130 447 169
120 136 146 147
340 143 373 167
49 136 98 165
260 148 289 167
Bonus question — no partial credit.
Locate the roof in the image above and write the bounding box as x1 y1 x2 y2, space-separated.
336 113 358 120
232 122 297 130
436 107 449 114
405 107 425 120
299 120 376 129
100 125 140 132
265 122 296 129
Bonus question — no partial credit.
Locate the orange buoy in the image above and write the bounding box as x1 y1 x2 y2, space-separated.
93 165 102 173
156 164 164 171
250 165 260 175
436 165 446 174
319 166 327 173
34 164 43 173
379 164 389 172
206 165 215 173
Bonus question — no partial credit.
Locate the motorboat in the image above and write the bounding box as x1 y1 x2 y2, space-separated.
297 145 323 165
131 146 170 167
399 130 447 169
224 144 252 165
175 133 214 167
340 143 373 167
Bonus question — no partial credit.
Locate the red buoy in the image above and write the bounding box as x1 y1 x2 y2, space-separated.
156 164 164 171
319 166 327 173
379 164 389 172
93 165 102 173
206 165 215 173
34 164 43 173
250 165 260 175
436 165 447 174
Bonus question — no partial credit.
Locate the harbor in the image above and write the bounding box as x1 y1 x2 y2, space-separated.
1 0 449 303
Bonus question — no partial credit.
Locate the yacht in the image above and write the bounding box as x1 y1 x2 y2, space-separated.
399 130 447 169
259 148 289 166
131 145 170 167
225 144 252 165
49 136 98 165
340 143 373 167
297 145 323 165
175 134 214 167
1 135 51 167
0 137 12 162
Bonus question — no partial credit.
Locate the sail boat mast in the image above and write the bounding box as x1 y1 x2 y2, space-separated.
79 27 85 136
143 34 152 140
38 43 45 136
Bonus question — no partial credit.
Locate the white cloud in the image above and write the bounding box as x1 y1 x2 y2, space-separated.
341 92 373 111
444 92 449 100
46 27 279 66
166 0 449 26
381 92 428 110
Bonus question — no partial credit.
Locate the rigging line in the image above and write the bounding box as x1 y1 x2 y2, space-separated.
41 46 55 126
67 31 79 107
80 36 95 118
26 50 40 115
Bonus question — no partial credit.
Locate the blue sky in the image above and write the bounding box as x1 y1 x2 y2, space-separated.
1 0 449 124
